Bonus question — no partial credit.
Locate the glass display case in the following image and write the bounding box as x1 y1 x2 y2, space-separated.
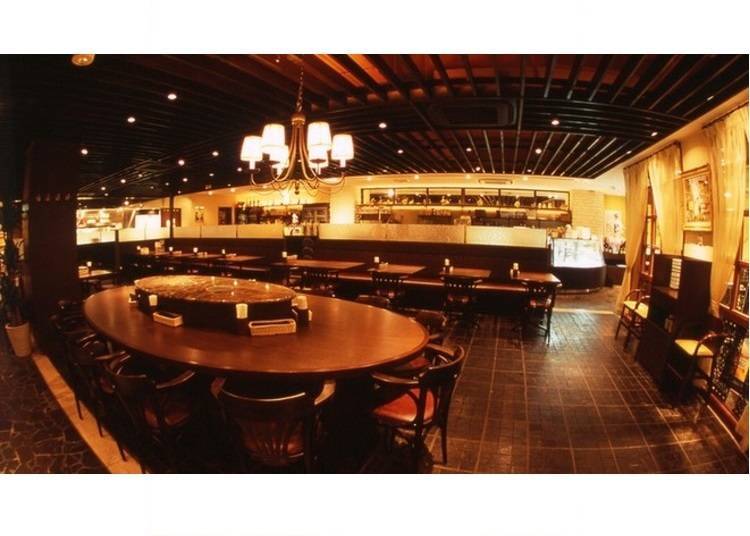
552 238 605 268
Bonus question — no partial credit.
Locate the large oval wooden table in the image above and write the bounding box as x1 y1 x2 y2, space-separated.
84 286 429 380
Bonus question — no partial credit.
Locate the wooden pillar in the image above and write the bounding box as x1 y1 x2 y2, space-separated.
21 141 80 352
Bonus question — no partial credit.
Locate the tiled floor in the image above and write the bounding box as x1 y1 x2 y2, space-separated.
421 304 748 473
0 342 106 473
2 288 747 473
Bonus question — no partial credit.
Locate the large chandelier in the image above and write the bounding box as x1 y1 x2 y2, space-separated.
240 67 354 195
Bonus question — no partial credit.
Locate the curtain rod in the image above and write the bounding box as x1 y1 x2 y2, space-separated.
623 141 680 171
702 101 749 130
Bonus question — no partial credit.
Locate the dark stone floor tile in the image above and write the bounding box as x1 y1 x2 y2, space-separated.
573 448 619 473
639 423 678 446
528 447 574 473
649 444 691 472
606 423 646 448
613 447 658 473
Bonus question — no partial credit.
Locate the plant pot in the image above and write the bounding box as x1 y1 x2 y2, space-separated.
5 322 33 358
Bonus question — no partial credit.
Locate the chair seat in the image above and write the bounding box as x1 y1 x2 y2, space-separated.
243 422 305 458
144 397 192 429
675 339 715 357
387 354 431 375
623 300 649 318
373 388 435 425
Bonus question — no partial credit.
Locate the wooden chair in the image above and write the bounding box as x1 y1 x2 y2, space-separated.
521 280 557 342
442 275 480 326
371 271 408 309
355 294 391 309
300 268 339 297
667 322 729 403
371 344 465 466
214 379 335 472
106 355 202 472
415 310 448 344
615 288 650 350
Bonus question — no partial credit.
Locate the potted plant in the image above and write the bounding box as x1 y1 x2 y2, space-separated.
1 200 32 357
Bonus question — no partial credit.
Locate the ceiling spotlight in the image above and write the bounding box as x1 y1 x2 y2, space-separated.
167 92 178 101
551 118 560 126
475 166 481 171
123 200 130 206
626 150 633 154
137 173 143 178
212 150 219 157
535 148 542 154
236 167 243 172
465 147 472 152
378 122 387 129
177 190 181 194
182 177 188 183
397 149 404 154
120 178 126 184
527 168 532 173
149 186 155 190
707 95 714 101
104 193 109 197
100 186 106 191
209 173 215 177
80 148 88 155
165 182 170 186
650 131 658 137
178 159 185 166
71 54 95 67
127 116 136 124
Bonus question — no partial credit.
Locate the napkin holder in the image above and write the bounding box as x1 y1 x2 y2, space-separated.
248 318 297 336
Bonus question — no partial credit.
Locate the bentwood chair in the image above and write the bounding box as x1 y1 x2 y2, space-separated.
371 271 408 309
106 355 203 472
521 280 558 342
355 294 391 309
615 288 650 350
442 275 480 326
667 322 728 403
300 268 339 297
371 344 465 467
415 310 448 344
214 379 335 473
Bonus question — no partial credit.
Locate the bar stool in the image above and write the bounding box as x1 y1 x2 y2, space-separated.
667 324 728 403
615 289 650 350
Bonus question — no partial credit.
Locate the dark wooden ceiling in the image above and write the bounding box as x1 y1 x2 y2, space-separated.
4 54 748 201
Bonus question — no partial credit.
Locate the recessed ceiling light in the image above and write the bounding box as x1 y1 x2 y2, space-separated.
167 92 178 101
236 167 243 172
182 177 188 183
378 122 387 129
100 186 106 191
535 148 542 154
104 193 109 197
527 168 532 172
551 118 560 126
397 149 404 154
80 148 88 156
123 200 130 206
137 173 143 178
178 159 185 166
707 95 714 101
626 150 633 154
127 116 136 123
475 166 481 171
71 54 95 67
165 181 170 186
212 150 219 157
177 190 181 194
650 131 658 137
382 169 388 173
209 173 215 177
465 147 472 152
150 185 154 190
120 178 126 184
227 183 232 187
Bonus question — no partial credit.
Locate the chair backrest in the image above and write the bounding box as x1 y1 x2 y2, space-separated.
301 268 339 291
355 294 391 309
442 275 479 301
415 310 448 335
523 280 557 309
217 387 317 466
371 271 406 296
416 345 466 427
106 356 164 435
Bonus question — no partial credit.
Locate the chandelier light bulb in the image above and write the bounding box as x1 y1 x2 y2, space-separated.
307 122 332 153
308 145 328 164
241 135 263 167
331 134 354 167
261 124 286 153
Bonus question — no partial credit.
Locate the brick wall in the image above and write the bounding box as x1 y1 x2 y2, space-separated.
571 190 605 238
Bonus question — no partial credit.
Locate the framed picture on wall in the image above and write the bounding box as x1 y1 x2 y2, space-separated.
681 165 712 231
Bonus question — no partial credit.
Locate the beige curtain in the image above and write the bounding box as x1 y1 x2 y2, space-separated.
616 159 650 311
648 145 683 254
705 105 749 315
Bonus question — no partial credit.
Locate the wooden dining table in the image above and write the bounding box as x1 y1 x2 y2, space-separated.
270 259 365 271
78 268 114 281
84 285 428 379
210 255 264 265
439 267 491 279
512 271 562 286
368 263 426 276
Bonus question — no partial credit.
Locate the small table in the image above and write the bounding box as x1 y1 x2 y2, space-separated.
368 264 426 276
211 255 264 265
512 271 562 286
271 259 365 271
79 269 113 281
439 267 491 279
